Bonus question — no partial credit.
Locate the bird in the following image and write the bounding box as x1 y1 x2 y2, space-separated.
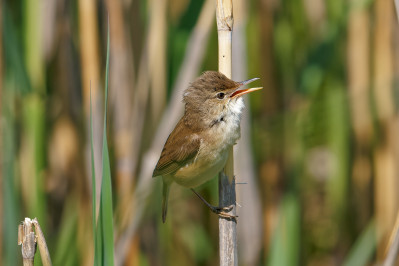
152 71 262 223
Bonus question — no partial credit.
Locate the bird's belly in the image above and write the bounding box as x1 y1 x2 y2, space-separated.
173 150 229 188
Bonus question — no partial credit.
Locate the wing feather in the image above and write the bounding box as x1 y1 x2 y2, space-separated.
152 118 201 177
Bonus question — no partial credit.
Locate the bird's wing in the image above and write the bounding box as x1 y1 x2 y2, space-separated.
152 118 201 177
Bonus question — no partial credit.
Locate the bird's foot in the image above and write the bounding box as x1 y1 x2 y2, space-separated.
191 189 238 221
211 205 238 221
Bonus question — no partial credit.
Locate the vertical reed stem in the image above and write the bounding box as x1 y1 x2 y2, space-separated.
216 0 237 265
18 219 35 266
18 218 52 266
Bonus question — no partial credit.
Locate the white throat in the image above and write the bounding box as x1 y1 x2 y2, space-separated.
211 97 244 147
227 97 245 125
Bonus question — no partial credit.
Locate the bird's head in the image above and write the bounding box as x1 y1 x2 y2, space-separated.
183 71 262 128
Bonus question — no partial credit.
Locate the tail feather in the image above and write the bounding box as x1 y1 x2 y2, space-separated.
162 180 171 223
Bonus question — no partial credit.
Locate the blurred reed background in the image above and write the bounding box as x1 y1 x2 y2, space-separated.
1 0 399 265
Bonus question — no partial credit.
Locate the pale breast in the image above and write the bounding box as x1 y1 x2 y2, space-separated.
173 148 228 188
172 98 243 188
172 121 240 188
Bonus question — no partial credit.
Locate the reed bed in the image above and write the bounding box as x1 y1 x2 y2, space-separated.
1 0 399 265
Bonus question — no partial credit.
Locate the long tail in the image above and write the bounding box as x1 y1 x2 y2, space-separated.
162 179 171 223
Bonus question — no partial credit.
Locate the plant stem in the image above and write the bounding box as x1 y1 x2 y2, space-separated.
32 219 52 266
216 0 237 265
18 218 36 266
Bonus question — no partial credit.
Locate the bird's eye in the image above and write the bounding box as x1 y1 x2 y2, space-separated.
217 92 225 99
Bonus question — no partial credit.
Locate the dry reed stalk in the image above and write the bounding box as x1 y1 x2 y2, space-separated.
18 219 35 266
374 137 398 262
106 0 135 212
18 218 52 266
78 0 100 114
347 4 371 144
373 0 394 122
110 7 148 264
373 0 399 261
32 219 52 266
148 0 167 123
216 0 237 265
78 0 102 215
347 1 373 230
114 1 215 264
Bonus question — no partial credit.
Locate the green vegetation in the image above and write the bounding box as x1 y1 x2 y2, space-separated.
1 0 398 265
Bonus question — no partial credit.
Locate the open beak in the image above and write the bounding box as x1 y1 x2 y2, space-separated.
230 77 263 98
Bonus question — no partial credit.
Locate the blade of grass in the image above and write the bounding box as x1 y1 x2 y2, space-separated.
90 87 101 265
96 203 104 264
53 199 78 265
91 17 114 266
343 219 376 266
99 18 114 266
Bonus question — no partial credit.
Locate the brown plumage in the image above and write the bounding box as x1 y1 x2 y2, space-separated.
152 118 201 177
152 71 262 222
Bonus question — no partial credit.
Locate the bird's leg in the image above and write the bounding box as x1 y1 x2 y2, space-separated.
190 189 238 221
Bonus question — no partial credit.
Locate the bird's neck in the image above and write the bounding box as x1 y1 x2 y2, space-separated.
183 98 244 136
